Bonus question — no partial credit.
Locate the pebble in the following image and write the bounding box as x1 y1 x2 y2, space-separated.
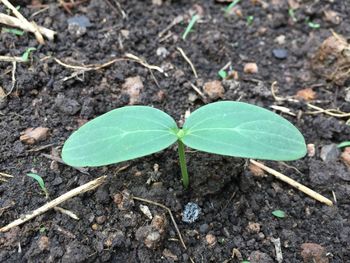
38 236 50 251
205 234 217 247
272 48 288 59
140 205 153 220
96 216 106 224
67 15 91 36
307 144 316 157
341 147 350 168
122 76 144 105
203 80 225 100
136 226 162 249
55 94 81 115
199 223 209 234
275 35 286 45
246 222 261 233
182 202 201 223
156 47 169 58
244 63 258 74
320 144 340 162
249 250 274 263
300 243 329 263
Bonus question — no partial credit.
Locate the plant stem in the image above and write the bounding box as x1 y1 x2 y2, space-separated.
177 140 189 188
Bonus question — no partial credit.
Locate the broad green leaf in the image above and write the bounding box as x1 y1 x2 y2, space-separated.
182 101 306 161
62 106 178 167
272 210 286 218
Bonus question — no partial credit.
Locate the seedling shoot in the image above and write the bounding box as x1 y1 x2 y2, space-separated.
62 101 306 188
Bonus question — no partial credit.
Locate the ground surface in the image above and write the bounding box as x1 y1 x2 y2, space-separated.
0 0 350 262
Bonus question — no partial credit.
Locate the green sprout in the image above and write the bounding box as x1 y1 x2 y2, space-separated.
62 101 306 188
241 261 250 263
182 14 199 40
307 21 320 29
272 210 286 218
338 141 350 148
224 0 241 14
288 8 297 22
218 69 227 79
246 16 254 26
21 47 36 62
2 28 24 36
27 173 49 198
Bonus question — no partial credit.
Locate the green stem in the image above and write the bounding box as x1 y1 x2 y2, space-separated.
177 140 189 188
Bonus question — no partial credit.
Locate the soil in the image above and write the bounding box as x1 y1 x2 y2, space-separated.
1 0 350 262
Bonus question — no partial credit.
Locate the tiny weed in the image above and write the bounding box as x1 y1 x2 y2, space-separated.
27 173 49 198
182 14 199 40
2 28 24 36
338 141 350 148
21 47 36 62
246 15 254 26
272 210 286 218
218 69 227 79
224 0 241 14
288 8 297 22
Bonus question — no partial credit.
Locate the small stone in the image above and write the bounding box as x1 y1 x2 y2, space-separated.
320 144 340 162
140 205 153 220
203 80 225 100
113 190 134 210
248 163 265 177
244 63 258 74
249 250 274 263
20 127 49 145
156 47 169 58
275 35 286 45
120 29 129 38
151 214 167 233
162 248 178 261
182 202 201 223
67 15 91 36
295 88 316 101
55 94 81 115
246 222 261 233
272 48 288 59
341 147 350 168
122 76 144 105
104 230 125 248
323 9 341 25
300 243 329 263
38 236 50 251
91 224 99 230
307 144 316 157
136 225 162 249
96 216 106 224
205 234 217 247
199 223 209 234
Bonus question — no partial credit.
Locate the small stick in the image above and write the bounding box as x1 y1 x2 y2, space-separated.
271 237 283 263
0 172 14 178
0 0 45 44
250 160 333 206
6 61 16 96
190 83 206 101
54 206 80 220
0 55 26 63
0 13 55 40
306 103 350 118
0 176 107 232
132 196 187 250
177 47 198 79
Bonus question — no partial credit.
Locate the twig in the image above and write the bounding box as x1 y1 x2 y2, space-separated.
250 160 333 206
0 55 26 63
0 172 14 178
0 176 107 232
0 0 45 43
124 53 165 75
190 83 206 101
54 206 80 220
271 237 283 263
132 196 187 250
177 47 198 79
5 61 17 96
306 103 350 118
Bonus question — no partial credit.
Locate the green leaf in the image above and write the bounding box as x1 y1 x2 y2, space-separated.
2 27 24 36
272 210 286 218
62 106 179 167
182 101 306 161
21 47 36 62
182 14 199 40
27 173 49 198
338 141 350 148
218 69 227 79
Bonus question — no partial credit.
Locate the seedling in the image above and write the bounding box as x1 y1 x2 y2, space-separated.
337 141 350 148
246 16 254 26
272 210 286 218
182 14 199 40
21 47 36 62
288 8 297 22
2 28 24 36
218 69 227 79
306 20 320 29
27 173 49 198
62 101 306 188
224 0 240 14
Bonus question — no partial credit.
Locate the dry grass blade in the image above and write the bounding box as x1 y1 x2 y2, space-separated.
177 47 198 78
0 176 107 232
250 160 333 206
306 103 350 118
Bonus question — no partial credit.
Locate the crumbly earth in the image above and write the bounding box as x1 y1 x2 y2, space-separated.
0 0 349 262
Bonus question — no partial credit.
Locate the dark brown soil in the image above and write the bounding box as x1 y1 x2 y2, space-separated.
1 0 350 262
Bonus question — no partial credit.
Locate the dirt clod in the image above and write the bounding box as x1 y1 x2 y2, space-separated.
122 76 144 105
20 127 49 145
205 234 217 247
249 250 274 263
300 243 329 263
246 222 261 233
244 63 258 74
38 236 50 251
203 80 224 100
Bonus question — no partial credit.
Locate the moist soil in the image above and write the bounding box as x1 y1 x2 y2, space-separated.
1 0 350 262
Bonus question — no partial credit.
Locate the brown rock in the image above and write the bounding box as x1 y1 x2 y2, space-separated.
151 214 167 233
203 80 224 100
248 163 266 177
249 250 274 263
38 236 50 251
162 248 178 261
113 190 134 210
244 63 258 74
205 234 217 247
341 147 350 168
122 76 144 105
246 222 261 233
295 88 316 101
307 144 316 157
323 9 341 25
20 127 49 144
300 243 329 263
